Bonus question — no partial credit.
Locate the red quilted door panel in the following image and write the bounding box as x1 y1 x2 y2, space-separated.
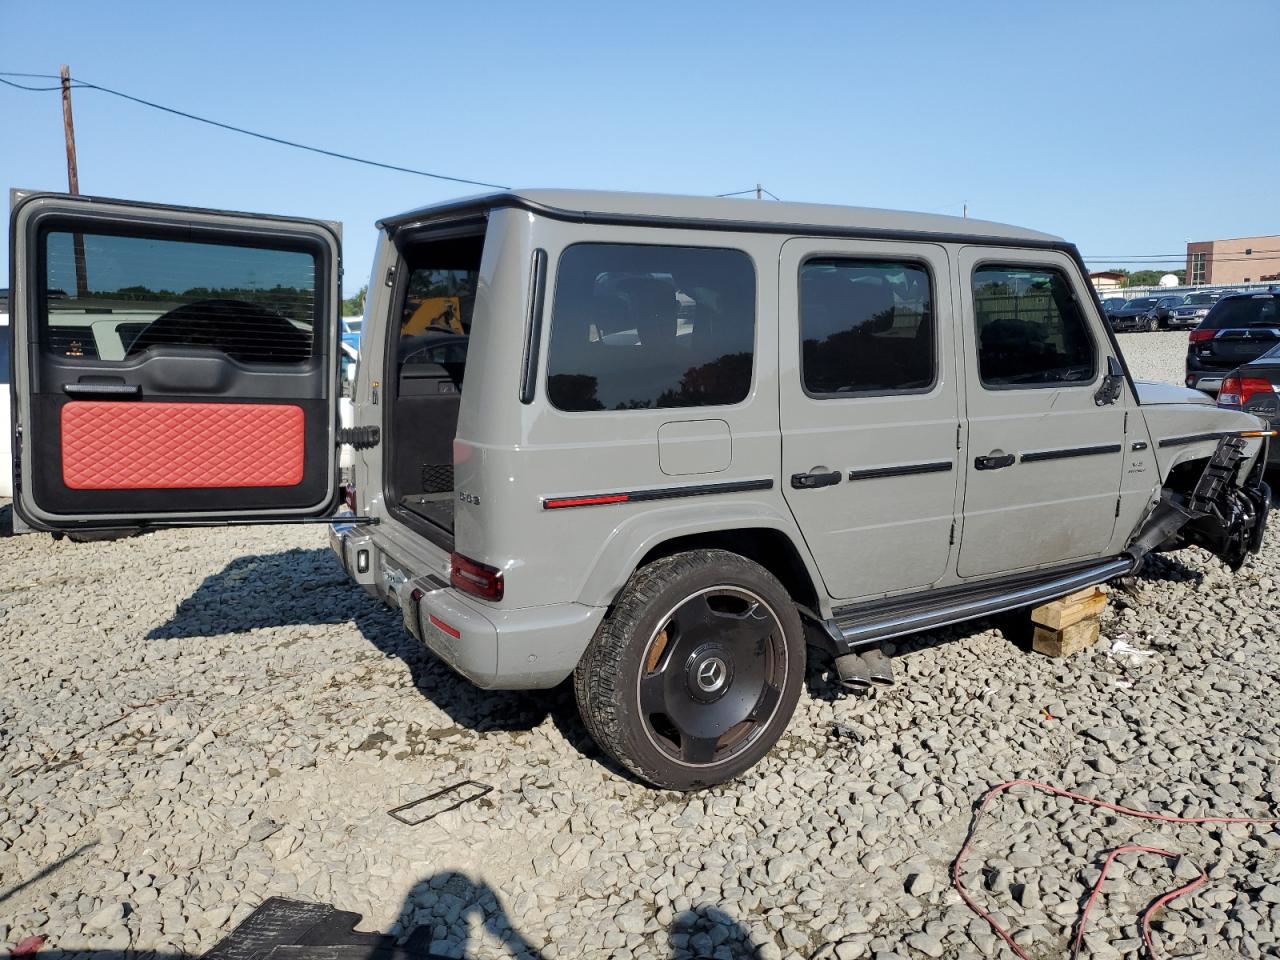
61 401 306 490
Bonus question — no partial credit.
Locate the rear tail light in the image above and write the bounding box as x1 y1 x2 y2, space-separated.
450 552 504 601
1188 328 1215 343
1218 376 1274 408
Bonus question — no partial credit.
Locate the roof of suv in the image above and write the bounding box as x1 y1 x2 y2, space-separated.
381 188 1065 245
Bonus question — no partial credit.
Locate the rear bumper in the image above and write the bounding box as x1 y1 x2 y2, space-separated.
328 520 604 689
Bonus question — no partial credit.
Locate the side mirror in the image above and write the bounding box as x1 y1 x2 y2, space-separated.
1094 356 1125 406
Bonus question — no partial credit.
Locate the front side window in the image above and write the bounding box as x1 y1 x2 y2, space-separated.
800 258 934 395
546 244 755 412
41 229 317 363
972 265 1095 387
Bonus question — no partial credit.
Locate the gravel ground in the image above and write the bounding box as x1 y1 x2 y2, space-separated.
4 330 1280 960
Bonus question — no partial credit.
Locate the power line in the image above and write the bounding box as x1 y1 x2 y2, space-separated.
0 71 510 190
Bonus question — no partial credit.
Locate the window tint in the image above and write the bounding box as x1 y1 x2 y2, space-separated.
1204 295 1279 329
0 325 9 385
546 244 755 412
972 265 1095 387
800 259 934 395
41 230 317 363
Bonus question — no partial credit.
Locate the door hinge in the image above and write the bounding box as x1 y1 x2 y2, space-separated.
337 426 380 449
956 422 962 450
1115 495 1122 518
384 265 397 287
948 520 956 545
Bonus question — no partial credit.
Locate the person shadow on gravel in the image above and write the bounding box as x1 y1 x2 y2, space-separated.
385 873 765 960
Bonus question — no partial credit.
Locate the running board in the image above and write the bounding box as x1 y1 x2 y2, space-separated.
819 556 1135 654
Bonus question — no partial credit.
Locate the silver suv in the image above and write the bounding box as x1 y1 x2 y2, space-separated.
7 189 1272 789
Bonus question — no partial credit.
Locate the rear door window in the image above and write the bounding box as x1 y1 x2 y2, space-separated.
972 265 1095 387
41 230 317 363
1204 296 1279 329
800 258 934 395
546 244 755 412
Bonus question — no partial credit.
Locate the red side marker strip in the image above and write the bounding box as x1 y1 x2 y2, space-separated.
428 615 461 639
543 493 630 510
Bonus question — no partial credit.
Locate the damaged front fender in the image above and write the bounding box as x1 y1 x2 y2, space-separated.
1130 434 1272 571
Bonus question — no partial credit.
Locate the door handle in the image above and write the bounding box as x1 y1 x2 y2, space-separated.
974 453 1015 471
790 468 842 490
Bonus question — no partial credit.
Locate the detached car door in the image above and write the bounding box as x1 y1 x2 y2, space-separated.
9 191 342 532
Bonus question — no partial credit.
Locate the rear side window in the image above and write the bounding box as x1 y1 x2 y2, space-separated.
546 244 755 412
800 258 934 395
1203 296 1279 329
40 229 317 363
0 325 9 385
972 265 1095 387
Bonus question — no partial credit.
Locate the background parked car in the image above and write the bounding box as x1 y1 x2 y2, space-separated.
1168 290 1223 329
1216 343 1280 464
1186 290 1280 392
1151 294 1186 328
1101 297 1127 321
1110 296 1163 332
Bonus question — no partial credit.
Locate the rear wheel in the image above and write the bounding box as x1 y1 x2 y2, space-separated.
574 550 804 790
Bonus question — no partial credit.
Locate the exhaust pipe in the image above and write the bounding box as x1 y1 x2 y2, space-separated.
861 648 895 686
833 652 872 690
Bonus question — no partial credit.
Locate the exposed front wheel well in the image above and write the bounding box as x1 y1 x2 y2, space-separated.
635 528 820 611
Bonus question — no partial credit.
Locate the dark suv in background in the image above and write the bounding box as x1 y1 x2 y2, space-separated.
1110 296 1163 332
1168 290 1223 329
1186 291 1280 392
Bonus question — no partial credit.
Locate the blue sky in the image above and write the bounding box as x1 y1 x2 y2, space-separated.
3 0 1278 296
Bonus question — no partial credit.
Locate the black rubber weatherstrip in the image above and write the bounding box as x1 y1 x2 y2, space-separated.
542 477 773 509
1020 443 1123 463
847 460 953 482
1158 431 1229 448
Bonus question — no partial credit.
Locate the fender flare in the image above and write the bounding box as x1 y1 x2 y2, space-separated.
575 497 826 610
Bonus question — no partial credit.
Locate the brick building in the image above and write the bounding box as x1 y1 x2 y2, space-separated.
1185 235 1280 285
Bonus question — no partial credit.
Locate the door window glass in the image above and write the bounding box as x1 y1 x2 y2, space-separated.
972 265 1095 387
546 243 755 412
800 259 934 395
41 229 317 363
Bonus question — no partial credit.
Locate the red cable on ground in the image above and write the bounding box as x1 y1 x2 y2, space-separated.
951 779 1280 960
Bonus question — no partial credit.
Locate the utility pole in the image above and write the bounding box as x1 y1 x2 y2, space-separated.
60 64 88 298
756 183 763 200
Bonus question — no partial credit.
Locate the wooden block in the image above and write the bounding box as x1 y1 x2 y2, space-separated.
1030 587 1107 630
1033 618 1101 658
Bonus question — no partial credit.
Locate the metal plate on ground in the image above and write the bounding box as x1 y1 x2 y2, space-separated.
201 898 445 960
